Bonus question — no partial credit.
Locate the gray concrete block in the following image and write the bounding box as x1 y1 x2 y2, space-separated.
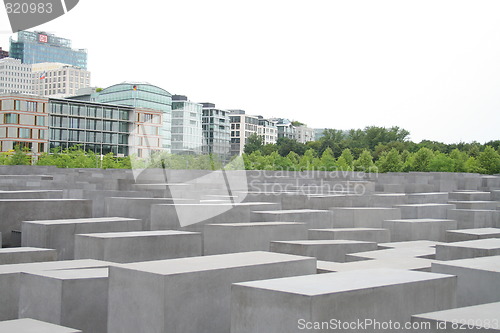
270 240 378 262
382 219 457 242
0 199 92 247
317 257 435 273
449 191 491 201
378 240 445 249
0 190 63 199
308 227 391 243
107 251 316 333
22 217 144 260
75 230 202 263
0 247 57 265
446 227 500 242
250 209 332 228
448 200 500 210
448 209 500 229
346 247 436 262
435 239 500 260
0 259 112 321
432 255 500 307
406 192 449 204
0 318 81 333
412 302 500 332
231 269 456 333
204 222 307 255
369 193 407 207
330 207 401 228
395 204 456 219
19 268 109 333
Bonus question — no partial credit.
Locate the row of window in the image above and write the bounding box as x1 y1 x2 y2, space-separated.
3 113 45 126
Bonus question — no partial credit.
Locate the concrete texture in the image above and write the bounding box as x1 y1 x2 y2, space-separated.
22 217 144 260
270 239 378 262
448 209 500 229
19 268 109 333
317 257 436 273
346 246 436 262
250 209 332 228
395 203 456 219
449 191 491 201
0 318 81 333
330 207 401 228
308 227 391 243
231 269 456 333
0 199 92 247
203 222 307 255
0 247 57 265
75 230 202 263
412 302 500 332
107 251 316 333
382 219 457 242
435 239 500 260
432 255 500 307
446 227 500 242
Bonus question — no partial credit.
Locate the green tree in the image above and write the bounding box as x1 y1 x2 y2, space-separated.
276 137 306 157
464 156 486 174
410 147 434 171
8 145 31 165
320 147 337 171
377 148 403 172
353 150 375 172
449 149 468 172
243 134 264 155
339 149 354 168
478 146 500 174
428 153 455 172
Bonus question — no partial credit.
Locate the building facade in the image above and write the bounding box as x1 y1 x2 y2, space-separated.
10 31 87 69
0 47 8 59
32 63 91 97
229 110 259 156
96 82 172 153
201 103 230 161
171 95 203 155
294 125 315 144
257 117 278 145
0 58 33 95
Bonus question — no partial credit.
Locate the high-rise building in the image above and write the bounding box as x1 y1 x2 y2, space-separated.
201 103 230 161
0 47 8 59
32 62 91 97
0 93 162 158
171 95 203 155
0 58 33 95
96 82 172 153
229 110 259 156
9 31 87 69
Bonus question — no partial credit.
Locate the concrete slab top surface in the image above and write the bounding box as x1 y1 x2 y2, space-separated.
116 251 314 275
309 228 388 232
25 267 109 280
407 192 447 196
272 240 374 245
331 207 398 210
414 301 500 322
373 193 407 197
0 199 85 202
234 269 454 296
384 219 455 223
0 318 81 332
77 230 200 238
0 190 61 193
378 240 445 248
0 259 113 274
432 255 500 272
439 238 500 249
253 209 329 214
206 222 305 227
107 197 174 201
22 217 140 225
0 247 55 253
349 247 436 258
447 228 500 235
395 203 454 207
318 257 436 272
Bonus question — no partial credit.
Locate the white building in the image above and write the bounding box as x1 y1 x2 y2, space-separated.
229 110 260 156
32 62 91 97
257 117 278 145
0 58 33 95
294 125 315 144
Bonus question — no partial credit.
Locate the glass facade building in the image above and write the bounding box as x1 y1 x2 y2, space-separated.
48 98 133 156
201 103 230 161
96 83 172 152
10 31 87 69
171 95 203 154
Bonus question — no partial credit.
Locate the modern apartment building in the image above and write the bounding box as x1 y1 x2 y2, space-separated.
10 31 87 69
229 110 260 156
0 58 33 95
0 94 162 158
0 47 8 59
171 95 203 155
257 117 278 145
294 125 315 144
201 103 230 161
32 62 91 97
270 118 315 143
96 82 172 153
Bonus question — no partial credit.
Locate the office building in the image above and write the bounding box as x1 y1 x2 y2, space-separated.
10 31 87 69
96 82 172 153
201 103 230 161
32 62 91 97
0 57 33 95
171 95 203 155
0 47 8 59
0 93 162 158
229 110 259 156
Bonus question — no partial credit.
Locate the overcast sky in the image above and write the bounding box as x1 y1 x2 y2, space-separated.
1 0 499 144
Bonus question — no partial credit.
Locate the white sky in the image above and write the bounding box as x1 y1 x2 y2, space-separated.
1 0 499 144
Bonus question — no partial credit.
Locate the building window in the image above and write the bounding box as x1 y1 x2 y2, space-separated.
26 101 37 112
18 128 32 139
144 113 153 122
36 116 45 126
14 100 21 110
4 114 18 124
